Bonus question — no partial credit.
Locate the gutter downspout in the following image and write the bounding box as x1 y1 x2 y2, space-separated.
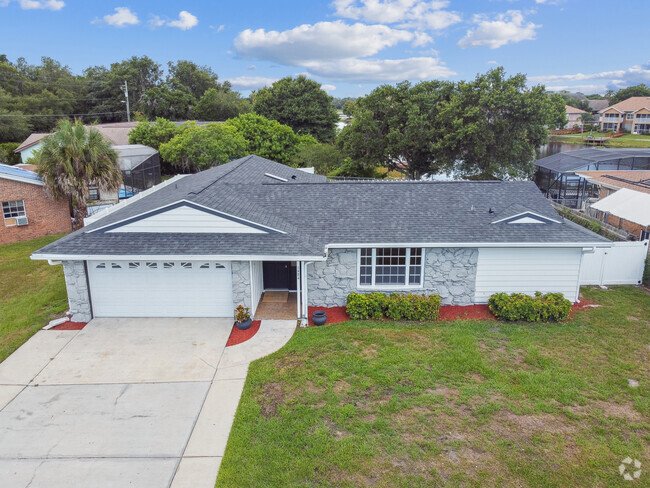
575 247 595 302
296 261 301 322
301 262 314 326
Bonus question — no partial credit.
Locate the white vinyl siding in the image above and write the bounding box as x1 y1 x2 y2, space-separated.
474 248 582 303
107 205 267 234
88 260 233 317
250 261 264 314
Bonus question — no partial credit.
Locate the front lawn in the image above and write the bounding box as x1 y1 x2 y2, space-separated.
217 287 649 487
0 236 67 362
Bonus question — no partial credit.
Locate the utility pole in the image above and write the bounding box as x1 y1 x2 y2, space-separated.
120 80 131 122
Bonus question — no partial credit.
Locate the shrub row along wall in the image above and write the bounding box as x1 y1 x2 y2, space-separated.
488 292 572 322
346 292 441 321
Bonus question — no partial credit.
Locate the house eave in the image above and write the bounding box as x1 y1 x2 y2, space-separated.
324 241 611 250
31 253 326 262
0 174 43 186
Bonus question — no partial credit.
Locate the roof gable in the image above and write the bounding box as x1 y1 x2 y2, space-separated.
492 210 561 225
91 200 281 234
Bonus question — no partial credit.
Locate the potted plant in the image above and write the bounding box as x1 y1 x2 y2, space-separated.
234 305 252 330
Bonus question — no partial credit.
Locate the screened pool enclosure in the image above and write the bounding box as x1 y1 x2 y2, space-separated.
534 148 650 208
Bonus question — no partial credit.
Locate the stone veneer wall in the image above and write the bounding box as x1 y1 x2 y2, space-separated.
62 261 92 322
307 248 478 307
231 261 251 311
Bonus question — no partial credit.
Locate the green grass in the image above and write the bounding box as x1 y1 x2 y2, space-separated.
217 286 650 487
0 235 68 363
552 132 650 148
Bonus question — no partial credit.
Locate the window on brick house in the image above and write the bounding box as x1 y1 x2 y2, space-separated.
2 200 27 226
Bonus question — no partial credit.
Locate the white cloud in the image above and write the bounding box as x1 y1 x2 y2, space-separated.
458 10 539 49
167 10 198 30
148 15 165 28
529 61 650 92
8 0 65 9
101 7 139 27
226 76 279 90
301 56 455 83
331 0 461 31
209 24 225 32
487 60 498 65
321 84 337 92
234 21 416 64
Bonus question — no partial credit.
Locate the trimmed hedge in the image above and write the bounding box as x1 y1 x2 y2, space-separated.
644 255 650 286
488 292 572 322
346 292 441 322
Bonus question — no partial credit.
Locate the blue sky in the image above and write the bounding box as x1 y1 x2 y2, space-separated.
1 0 648 97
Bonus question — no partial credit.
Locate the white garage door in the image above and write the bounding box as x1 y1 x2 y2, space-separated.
88 260 233 317
474 248 582 303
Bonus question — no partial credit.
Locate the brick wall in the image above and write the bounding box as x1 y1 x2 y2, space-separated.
0 178 72 244
604 213 645 239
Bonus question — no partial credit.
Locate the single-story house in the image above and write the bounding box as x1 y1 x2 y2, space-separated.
32 155 610 323
589 188 650 241
1 164 71 244
14 122 140 163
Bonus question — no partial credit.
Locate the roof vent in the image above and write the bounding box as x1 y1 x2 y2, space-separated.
291 175 297 180
488 208 494 214
264 172 288 182
470 204 475 212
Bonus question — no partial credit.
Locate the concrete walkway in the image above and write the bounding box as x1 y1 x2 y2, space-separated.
0 318 296 488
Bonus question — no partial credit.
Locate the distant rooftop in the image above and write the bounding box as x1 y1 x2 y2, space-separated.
599 96 650 113
577 170 650 195
0 163 42 185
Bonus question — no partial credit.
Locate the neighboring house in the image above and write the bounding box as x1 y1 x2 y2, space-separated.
589 188 650 240
565 105 587 128
0 164 71 244
576 171 650 240
86 145 162 210
32 155 609 323
534 148 650 208
587 99 609 123
14 122 140 163
599 96 650 133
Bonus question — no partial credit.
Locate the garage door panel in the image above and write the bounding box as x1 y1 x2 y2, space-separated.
88 261 233 317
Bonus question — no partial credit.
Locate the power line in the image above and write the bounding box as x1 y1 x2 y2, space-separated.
0 111 125 118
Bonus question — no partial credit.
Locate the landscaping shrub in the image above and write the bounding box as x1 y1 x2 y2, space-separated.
346 292 440 321
385 293 441 321
346 292 387 320
488 291 572 322
644 255 650 286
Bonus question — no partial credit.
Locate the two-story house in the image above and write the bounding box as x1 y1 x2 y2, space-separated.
599 96 650 133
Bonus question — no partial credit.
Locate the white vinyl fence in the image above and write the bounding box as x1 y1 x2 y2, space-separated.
580 240 649 286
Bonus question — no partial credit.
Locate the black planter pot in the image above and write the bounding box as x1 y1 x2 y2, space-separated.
236 318 252 330
312 310 327 326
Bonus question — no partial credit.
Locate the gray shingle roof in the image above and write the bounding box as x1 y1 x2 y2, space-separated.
34 155 608 258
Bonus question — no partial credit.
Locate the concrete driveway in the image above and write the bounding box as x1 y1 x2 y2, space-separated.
0 318 246 488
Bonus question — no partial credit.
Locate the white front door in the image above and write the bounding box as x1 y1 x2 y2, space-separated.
88 260 233 317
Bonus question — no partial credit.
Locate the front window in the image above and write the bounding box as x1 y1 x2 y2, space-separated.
358 248 423 287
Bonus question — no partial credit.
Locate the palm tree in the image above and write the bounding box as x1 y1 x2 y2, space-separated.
33 119 122 226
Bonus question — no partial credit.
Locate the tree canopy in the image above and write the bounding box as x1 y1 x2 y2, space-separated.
608 84 650 105
158 122 247 172
223 113 316 165
32 119 122 223
0 55 250 143
252 76 338 142
340 68 565 180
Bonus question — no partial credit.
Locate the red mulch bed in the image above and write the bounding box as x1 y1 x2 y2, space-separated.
308 306 349 326
52 321 87 330
226 320 261 346
438 304 496 321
